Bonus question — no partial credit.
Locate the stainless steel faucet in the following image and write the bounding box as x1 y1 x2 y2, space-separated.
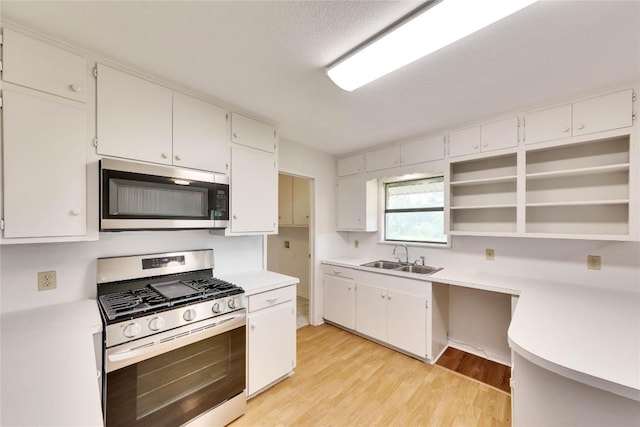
393 244 409 264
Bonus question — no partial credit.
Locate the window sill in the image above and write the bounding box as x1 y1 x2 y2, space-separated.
377 239 452 249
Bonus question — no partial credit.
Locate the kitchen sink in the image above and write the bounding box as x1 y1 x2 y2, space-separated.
361 260 404 269
395 265 442 275
360 260 442 275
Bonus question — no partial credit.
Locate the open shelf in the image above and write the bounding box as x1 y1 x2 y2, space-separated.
451 153 517 182
526 199 629 208
451 204 517 210
526 204 629 235
451 206 517 233
450 175 517 187
525 163 629 181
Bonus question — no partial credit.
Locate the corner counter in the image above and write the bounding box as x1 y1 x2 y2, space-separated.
322 257 640 402
1 299 104 426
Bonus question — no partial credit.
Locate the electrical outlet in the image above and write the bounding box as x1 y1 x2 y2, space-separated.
587 255 601 270
284 241 290 249
485 248 495 261
354 240 359 249
37 271 57 291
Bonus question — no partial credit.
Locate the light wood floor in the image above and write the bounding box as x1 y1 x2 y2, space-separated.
231 324 511 426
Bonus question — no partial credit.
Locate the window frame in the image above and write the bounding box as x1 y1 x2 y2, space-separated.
382 175 448 246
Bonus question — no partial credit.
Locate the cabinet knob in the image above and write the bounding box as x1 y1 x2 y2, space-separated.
251 323 256 330
233 132 238 139
563 127 570 133
175 155 181 161
381 293 385 299
483 143 489 148
161 153 168 159
388 295 392 300
69 84 83 93
577 124 585 130
473 145 479 149
233 215 237 220
347 285 352 290
70 208 82 216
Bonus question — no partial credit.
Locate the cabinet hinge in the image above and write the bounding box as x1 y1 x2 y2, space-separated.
632 91 636 102
0 95 3 108
0 60 3 72
93 67 98 78
226 113 229 121
0 219 5 231
0 33 3 44
425 301 429 309
92 137 98 147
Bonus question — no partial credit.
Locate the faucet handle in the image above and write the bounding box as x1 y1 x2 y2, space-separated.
414 256 426 266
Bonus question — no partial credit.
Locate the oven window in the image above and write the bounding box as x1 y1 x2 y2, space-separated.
106 326 245 427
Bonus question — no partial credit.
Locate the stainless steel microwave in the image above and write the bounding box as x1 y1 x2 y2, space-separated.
100 159 229 231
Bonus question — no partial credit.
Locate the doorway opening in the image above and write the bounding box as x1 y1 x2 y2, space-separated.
267 173 313 328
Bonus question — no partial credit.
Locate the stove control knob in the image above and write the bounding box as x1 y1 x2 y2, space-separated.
212 302 222 314
228 297 237 309
149 317 165 331
183 308 197 322
123 322 142 338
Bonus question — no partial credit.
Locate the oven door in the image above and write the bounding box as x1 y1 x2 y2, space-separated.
104 311 245 427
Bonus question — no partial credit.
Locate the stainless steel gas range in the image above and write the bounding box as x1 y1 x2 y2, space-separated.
97 249 246 427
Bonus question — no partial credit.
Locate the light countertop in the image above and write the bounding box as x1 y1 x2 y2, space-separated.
322 256 640 401
219 269 299 296
1 299 104 426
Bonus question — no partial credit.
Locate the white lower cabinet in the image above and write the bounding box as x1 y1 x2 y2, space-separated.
355 272 430 359
323 265 449 362
246 285 296 397
322 266 356 329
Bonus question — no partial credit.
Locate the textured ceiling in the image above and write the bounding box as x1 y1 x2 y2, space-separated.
2 1 639 156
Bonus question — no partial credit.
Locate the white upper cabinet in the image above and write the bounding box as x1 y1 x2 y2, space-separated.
2 29 87 103
231 112 276 153
448 125 481 157
524 104 572 144
449 118 518 158
229 145 277 234
481 117 519 152
173 92 228 173
2 89 86 238
365 136 445 172
572 89 633 136
365 146 401 171
401 135 445 166
337 154 364 176
97 64 173 165
337 176 378 232
524 90 634 145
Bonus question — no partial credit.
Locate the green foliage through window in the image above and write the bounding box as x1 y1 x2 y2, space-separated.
384 177 447 244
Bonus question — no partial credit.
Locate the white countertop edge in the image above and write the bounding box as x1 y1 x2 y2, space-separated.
508 336 640 401
218 270 299 296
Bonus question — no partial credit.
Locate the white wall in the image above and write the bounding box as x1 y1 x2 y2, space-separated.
0 231 262 314
278 139 349 324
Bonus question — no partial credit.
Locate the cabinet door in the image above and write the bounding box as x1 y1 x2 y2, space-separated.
173 92 228 173
365 146 401 171
231 113 276 153
573 89 633 136
292 176 310 225
247 301 295 396
230 145 277 233
524 104 572 144
337 175 365 230
323 274 356 329
3 29 87 103
401 135 445 166
448 126 481 157
387 289 427 358
96 64 173 165
337 154 364 176
355 282 387 342
278 174 293 225
3 89 86 238
481 117 518 152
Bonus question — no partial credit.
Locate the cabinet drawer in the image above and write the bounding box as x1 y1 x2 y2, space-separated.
248 286 295 312
322 265 355 279
3 29 87 103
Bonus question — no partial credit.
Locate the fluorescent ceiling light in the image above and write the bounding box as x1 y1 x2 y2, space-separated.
327 0 538 91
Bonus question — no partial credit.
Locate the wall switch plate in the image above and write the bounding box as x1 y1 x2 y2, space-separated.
587 255 601 270
485 248 495 261
38 271 57 291
284 241 290 249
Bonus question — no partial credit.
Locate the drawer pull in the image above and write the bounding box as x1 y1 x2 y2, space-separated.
266 297 279 304
333 270 342 275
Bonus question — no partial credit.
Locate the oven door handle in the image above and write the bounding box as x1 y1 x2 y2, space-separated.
105 311 246 372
